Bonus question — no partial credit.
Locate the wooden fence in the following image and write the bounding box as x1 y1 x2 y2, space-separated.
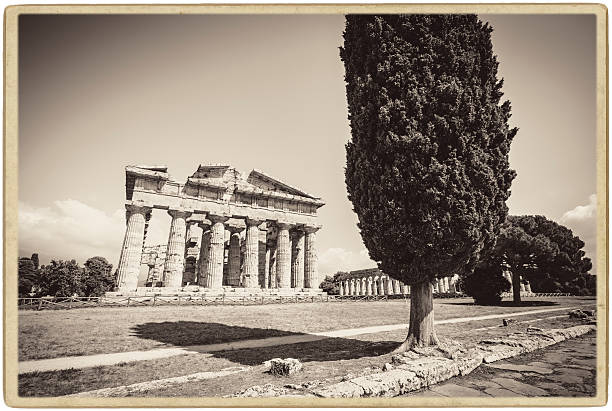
17 292 571 311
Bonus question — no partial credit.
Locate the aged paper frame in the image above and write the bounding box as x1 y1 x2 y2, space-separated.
3 3 608 407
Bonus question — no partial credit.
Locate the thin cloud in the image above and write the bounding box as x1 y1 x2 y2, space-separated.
317 247 377 278
560 194 597 274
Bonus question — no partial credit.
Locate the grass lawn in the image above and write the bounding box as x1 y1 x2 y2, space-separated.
18 296 595 361
18 308 594 397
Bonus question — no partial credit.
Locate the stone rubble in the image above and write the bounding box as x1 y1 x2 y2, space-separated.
269 358 303 376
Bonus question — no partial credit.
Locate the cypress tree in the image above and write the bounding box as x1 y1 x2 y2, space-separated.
340 14 517 350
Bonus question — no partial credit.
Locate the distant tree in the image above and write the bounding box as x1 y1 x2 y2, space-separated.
31 253 39 270
495 215 592 302
18 257 38 297
81 256 115 297
340 15 516 350
460 255 510 305
319 275 337 295
319 271 350 295
38 260 82 297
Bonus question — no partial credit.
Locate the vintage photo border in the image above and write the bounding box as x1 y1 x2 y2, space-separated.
3 3 608 407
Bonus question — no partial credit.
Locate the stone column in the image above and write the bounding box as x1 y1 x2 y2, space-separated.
525 281 532 293
276 222 291 288
303 226 319 288
443 277 450 293
339 281 344 296
263 245 271 289
520 276 526 292
244 218 264 288
356 278 362 295
291 228 305 289
392 279 399 294
372 278 378 296
379 277 385 295
117 203 151 291
268 243 277 288
349 279 355 295
366 277 372 295
206 214 229 288
226 226 242 287
386 277 394 295
197 223 211 286
162 208 192 288
258 223 268 288
403 284 409 295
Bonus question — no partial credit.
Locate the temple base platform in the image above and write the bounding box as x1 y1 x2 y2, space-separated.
105 286 327 298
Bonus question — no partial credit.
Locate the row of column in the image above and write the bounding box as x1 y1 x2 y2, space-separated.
116 203 319 291
338 276 411 296
337 275 461 297
502 271 532 293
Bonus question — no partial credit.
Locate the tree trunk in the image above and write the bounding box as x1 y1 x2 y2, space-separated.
393 281 438 352
512 271 522 304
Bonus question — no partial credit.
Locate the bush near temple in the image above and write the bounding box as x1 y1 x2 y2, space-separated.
340 14 516 349
18 254 39 297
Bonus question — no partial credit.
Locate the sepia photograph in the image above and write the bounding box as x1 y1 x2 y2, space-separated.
3 3 607 407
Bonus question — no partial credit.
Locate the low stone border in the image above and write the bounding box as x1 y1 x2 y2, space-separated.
232 324 595 398
313 324 595 398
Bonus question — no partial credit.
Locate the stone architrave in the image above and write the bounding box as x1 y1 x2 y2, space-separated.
206 214 229 288
303 226 319 288
291 228 305 289
244 218 263 288
227 225 243 287
258 223 268 288
117 203 151 291
162 208 192 288
276 222 292 288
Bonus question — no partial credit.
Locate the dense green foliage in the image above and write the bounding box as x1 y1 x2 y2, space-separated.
460 258 510 305
81 257 115 297
18 255 39 297
18 254 117 297
497 215 593 295
319 271 350 295
340 15 516 285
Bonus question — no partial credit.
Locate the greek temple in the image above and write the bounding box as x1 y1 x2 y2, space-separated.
336 268 462 297
114 165 324 294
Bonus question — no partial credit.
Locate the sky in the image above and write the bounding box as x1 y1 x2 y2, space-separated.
18 13 598 276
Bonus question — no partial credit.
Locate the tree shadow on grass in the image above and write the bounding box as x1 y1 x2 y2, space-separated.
131 321 398 365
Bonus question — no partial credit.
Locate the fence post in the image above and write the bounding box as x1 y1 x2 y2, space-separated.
177 296 181 306
37 299 43 311
127 297 130 307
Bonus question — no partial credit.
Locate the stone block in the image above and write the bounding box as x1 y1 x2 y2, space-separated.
269 358 303 376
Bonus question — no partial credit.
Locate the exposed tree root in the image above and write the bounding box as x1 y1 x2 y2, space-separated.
392 333 440 353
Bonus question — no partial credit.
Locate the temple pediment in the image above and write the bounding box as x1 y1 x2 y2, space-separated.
246 169 319 199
